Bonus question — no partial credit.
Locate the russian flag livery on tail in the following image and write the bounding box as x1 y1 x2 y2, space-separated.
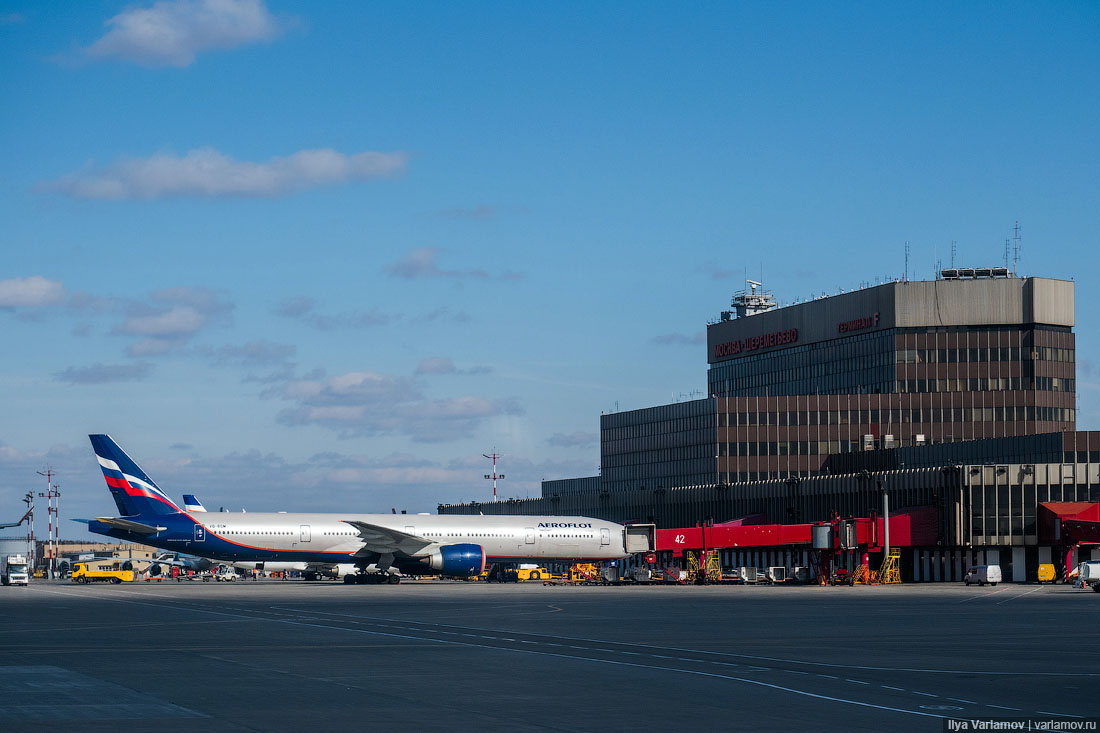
90 434 182 516
78 434 652 584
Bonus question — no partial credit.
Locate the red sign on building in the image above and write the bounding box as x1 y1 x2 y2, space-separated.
713 328 798 359
838 312 880 333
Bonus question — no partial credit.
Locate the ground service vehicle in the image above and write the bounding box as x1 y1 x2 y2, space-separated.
515 566 549 580
1037 563 1056 583
71 561 135 584
964 565 1001 586
1078 561 1100 592
1 555 29 586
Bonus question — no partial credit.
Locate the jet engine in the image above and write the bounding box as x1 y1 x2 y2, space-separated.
422 544 485 577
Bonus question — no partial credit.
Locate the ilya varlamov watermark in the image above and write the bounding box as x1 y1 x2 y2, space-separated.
945 719 1097 732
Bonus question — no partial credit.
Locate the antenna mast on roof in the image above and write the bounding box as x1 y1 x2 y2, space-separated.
904 241 910 282
1013 221 1021 275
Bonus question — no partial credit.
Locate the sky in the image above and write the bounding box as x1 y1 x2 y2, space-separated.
1 1 1097 541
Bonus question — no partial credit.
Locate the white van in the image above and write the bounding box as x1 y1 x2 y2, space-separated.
964 565 1002 586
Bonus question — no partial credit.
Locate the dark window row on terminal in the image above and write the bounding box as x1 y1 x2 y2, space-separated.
712 421 1077 461
822 432 1100 476
602 419 712 441
895 346 1074 364
896 377 1074 393
707 326 1072 398
971 481 1100 539
711 373 1075 399
713 405 1075 428
602 443 715 467
707 330 894 397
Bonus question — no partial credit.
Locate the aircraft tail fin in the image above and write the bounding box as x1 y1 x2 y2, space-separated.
182 494 206 512
89 434 181 517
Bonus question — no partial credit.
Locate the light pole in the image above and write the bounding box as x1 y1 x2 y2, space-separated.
36 469 59 578
482 451 505 500
879 475 890 558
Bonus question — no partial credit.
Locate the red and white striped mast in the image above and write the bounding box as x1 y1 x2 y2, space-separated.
482 450 505 500
36 468 59 578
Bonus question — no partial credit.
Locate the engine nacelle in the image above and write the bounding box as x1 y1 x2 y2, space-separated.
424 544 485 577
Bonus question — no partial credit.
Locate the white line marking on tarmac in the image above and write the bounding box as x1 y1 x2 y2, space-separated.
270 617 956 721
279 609 1100 678
846 679 869 685
996 587 1042 604
912 692 938 698
956 587 1012 603
1038 712 1083 718
41 589 1075 723
946 698 976 705
987 705 1021 711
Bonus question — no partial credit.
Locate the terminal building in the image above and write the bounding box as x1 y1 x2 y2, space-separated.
440 271 1096 582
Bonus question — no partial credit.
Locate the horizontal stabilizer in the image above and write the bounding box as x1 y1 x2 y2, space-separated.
343 520 432 556
94 516 167 535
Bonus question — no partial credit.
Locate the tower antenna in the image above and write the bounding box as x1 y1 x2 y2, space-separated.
904 241 910 281
1013 221 1021 275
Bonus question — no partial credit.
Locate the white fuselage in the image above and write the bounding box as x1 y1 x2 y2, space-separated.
180 511 629 564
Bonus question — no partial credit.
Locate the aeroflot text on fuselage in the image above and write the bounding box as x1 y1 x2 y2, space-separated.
538 522 593 529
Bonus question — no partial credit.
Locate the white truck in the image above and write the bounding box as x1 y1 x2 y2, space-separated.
1077 561 1100 592
1 554 29 586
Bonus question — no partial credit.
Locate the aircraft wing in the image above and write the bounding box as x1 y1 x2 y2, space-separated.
0 508 32 529
94 516 167 535
343 520 433 556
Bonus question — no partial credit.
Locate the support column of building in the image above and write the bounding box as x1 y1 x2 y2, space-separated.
1011 547 1025 582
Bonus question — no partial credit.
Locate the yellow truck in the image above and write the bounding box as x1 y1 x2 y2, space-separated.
71 561 135 584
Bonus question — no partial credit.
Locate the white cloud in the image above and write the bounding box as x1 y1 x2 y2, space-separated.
54 362 154 384
84 0 285 68
416 357 457 375
112 286 234 355
274 295 397 330
268 369 522 442
0 276 65 308
200 340 296 366
547 431 598 448
415 357 492 376
119 305 206 336
385 247 489 280
47 147 407 200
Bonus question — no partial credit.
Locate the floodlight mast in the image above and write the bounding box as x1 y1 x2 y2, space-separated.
482 450 505 500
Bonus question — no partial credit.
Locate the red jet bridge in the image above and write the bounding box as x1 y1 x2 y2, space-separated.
655 506 939 583
1039 502 1100 580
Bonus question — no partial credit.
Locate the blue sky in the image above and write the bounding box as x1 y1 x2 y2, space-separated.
1 2 1097 540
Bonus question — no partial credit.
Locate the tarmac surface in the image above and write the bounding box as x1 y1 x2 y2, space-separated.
1 578 1098 732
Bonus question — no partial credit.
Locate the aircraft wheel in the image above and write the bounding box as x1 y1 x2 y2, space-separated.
387 574 400 585
343 574 357 584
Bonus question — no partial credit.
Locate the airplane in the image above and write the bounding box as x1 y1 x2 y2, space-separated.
76 435 654 584
147 551 217 576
